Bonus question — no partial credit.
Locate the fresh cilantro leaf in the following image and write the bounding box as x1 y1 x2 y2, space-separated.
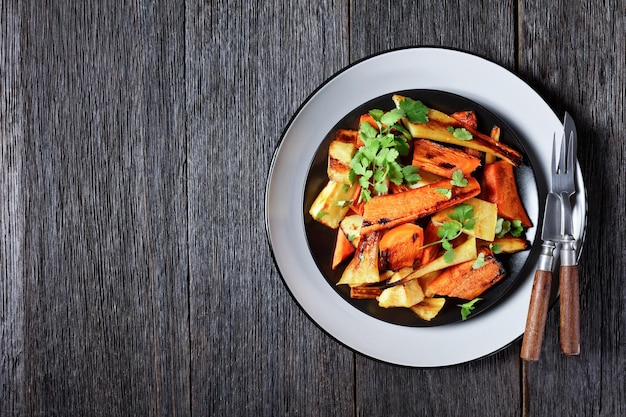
450 170 468 187
464 218 477 231
359 121 378 141
438 221 461 240
435 188 452 199
369 109 384 122
316 211 327 220
393 137 410 156
458 298 482 320
454 127 473 140
393 123 412 140
380 108 405 127
495 217 508 237
374 182 388 194
472 253 487 269
402 165 421 184
387 162 404 185
489 243 502 254
399 97 429 123
451 204 474 224
347 234 356 242
447 126 473 141
511 220 524 237
443 249 456 263
421 203 477 263
495 218 524 238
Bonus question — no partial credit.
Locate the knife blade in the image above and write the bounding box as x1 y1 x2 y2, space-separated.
521 139 563 361
558 112 580 356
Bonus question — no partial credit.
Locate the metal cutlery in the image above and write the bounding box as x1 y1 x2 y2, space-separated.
521 112 579 361
557 113 580 356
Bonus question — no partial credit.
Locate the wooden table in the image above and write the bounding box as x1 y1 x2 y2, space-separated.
2 1 624 416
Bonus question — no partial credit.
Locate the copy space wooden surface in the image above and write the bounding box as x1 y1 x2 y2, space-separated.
1 1 624 416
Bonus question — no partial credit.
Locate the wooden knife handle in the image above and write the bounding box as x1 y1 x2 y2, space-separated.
560 264 580 355
521 269 553 361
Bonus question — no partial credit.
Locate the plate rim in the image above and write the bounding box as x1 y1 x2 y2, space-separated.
265 46 587 367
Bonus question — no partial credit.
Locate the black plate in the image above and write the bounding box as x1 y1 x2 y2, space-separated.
303 89 539 327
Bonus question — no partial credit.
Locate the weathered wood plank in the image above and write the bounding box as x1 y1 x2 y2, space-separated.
518 1 626 416
349 0 517 70
19 1 189 415
349 2 522 416
185 1 355 415
1 0 25 415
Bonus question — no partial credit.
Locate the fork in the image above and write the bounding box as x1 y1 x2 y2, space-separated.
554 120 580 356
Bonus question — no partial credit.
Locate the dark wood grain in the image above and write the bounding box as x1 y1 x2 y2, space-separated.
1 1 25 415
17 1 189 415
185 1 354 415
518 0 626 416
1 0 625 416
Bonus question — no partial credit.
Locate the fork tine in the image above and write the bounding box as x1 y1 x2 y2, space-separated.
567 131 575 174
559 129 568 174
551 133 558 176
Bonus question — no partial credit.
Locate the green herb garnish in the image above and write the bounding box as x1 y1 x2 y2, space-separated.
447 126 473 141
420 203 477 263
495 218 524 238
458 297 483 320
435 188 452 199
399 97 429 123
489 243 502 254
450 170 468 187
472 252 487 269
349 107 422 202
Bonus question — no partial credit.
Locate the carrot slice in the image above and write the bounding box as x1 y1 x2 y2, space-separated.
483 160 533 228
412 139 481 178
378 223 424 271
420 222 442 265
451 110 478 130
425 248 506 300
332 228 355 269
361 177 481 234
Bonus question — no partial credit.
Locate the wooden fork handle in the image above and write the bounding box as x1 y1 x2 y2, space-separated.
521 269 553 361
560 264 580 355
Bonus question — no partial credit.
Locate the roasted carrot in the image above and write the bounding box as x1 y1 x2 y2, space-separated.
483 160 533 228
425 248 506 300
378 223 424 271
451 110 478 130
420 221 442 265
412 138 481 178
361 177 481 234
332 228 355 269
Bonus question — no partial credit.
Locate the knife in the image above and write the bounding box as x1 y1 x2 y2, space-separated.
558 112 580 356
521 138 563 361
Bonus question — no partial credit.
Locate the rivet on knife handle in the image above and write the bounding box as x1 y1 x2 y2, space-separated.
559 239 580 355
521 241 555 361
